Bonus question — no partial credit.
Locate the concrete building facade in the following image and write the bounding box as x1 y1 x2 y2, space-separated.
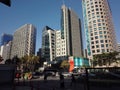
11 24 36 58
41 26 56 62
0 41 12 63
82 0 117 59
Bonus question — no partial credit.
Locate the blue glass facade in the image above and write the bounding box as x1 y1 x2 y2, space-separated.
82 0 91 56
0 34 13 46
73 57 90 67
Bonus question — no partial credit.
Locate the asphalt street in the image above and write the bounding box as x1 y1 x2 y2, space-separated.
1 76 120 90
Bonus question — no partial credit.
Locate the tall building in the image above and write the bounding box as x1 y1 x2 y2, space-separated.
61 5 83 57
117 43 120 53
0 33 13 46
55 30 67 60
41 26 56 62
11 24 36 58
82 0 117 59
0 41 12 63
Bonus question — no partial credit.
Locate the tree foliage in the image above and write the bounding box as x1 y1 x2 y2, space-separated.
93 51 119 67
21 55 39 72
60 60 70 71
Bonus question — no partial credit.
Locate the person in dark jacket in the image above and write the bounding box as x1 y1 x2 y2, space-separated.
70 74 76 86
59 73 65 88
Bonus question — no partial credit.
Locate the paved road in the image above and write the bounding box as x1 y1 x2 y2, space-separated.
14 76 84 90
1 76 120 90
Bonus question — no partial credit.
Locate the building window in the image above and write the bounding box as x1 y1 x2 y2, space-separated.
97 15 100 18
92 46 95 49
95 36 98 39
96 45 99 48
91 42 94 44
91 33 93 36
96 8 99 11
88 14 91 17
92 50 95 53
92 9 94 12
97 49 100 52
101 44 104 47
106 44 108 47
100 8 102 11
95 5 98 7
99 27 102 30
91 6 94 8
105 40 107 43
91 37 94 40
100 40 104 43
99 31 102 34
97 19 101 22
96 40 99 44
93 20 96 23
88 11 90 14
94 28 97 31
96 12 99 14
102 49 105 53
94 24 96 27
104 29 106 34
95 32 98 35
98 23 101 26
100 35 103 38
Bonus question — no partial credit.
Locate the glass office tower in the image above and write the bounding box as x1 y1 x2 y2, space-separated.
0 33 13 46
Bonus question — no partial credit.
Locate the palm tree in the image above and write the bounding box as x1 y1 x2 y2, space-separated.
21 55 39 72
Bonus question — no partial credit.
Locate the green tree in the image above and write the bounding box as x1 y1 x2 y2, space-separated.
60 60 70 71
93 51 119 67
21 55 39 72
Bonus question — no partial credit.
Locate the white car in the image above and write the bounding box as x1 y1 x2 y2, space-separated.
62 72 71 77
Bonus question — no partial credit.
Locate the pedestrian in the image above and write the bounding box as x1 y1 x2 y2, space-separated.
70 74 76 86
44 72 48 82
59 73 65 88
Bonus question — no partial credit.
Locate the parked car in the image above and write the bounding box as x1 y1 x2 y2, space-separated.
44 69 58 76
62 72 71 77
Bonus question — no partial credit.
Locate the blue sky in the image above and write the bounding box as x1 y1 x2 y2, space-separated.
0 0 120 53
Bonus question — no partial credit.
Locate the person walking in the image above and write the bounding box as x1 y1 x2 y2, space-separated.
70 74 76 86
44 72 48 82
59 73 65 88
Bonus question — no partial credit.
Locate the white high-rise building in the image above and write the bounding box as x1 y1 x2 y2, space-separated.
55 30 66 60
41 26 56 62
11 24 36 58
82 0 117 59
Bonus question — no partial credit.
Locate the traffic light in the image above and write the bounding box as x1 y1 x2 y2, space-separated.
0 0 11 7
